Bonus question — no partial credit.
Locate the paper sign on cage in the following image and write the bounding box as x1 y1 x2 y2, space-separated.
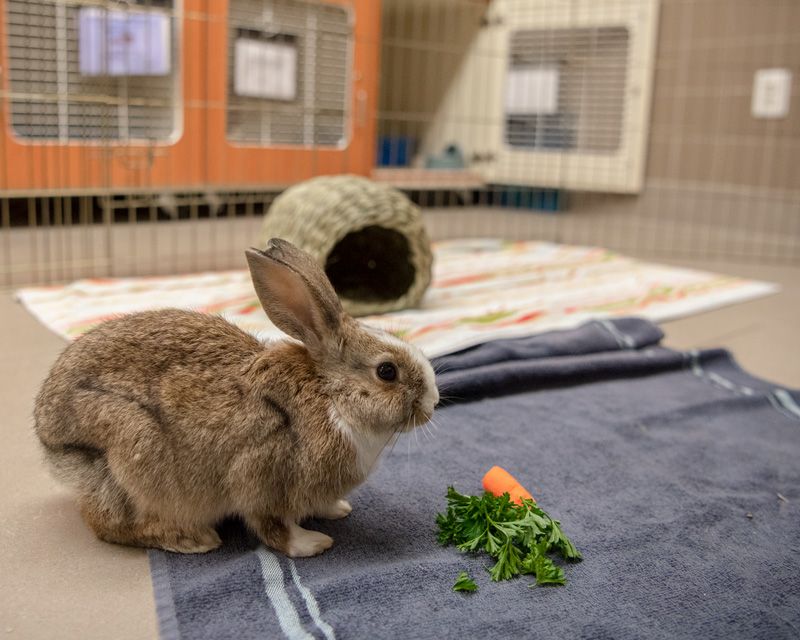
234 37 298 101
78 7 171 76
505 66 560 115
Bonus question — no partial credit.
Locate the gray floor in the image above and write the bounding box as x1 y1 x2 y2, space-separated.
1 259 798 639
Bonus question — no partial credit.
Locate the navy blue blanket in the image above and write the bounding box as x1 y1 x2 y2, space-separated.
149 318 800 639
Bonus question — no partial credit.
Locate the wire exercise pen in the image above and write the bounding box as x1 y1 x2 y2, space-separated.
1 0 798 289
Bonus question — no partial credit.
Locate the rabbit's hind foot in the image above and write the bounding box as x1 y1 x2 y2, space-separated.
79 497 222 554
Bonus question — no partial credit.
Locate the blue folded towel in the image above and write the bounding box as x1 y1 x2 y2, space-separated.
150 317 800 639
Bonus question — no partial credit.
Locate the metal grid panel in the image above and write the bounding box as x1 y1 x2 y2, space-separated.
226 0 351 146
5 0 179 142
506 26 629 152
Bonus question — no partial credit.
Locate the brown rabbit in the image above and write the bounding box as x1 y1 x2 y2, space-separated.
33 238 438 557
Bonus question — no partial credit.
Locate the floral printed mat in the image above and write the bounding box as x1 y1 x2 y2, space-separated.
16 239 778 358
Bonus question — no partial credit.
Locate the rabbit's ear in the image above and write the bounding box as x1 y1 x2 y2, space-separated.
246 239 343 355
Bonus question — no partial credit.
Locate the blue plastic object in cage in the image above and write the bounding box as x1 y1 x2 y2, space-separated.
377 136 416 167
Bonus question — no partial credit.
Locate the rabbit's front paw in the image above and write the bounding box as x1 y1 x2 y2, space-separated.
315 499 352 520
286 523 334 557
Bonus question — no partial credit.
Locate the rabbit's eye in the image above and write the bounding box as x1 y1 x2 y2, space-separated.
376 361 398 382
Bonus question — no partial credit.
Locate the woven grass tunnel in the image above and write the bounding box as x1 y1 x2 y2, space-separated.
258 175 433 316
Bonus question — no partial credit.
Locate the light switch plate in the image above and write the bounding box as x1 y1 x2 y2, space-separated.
751 68 792 119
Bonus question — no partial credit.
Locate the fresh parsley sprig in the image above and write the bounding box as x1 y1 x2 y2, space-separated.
452 571 478 593
437 486 581 587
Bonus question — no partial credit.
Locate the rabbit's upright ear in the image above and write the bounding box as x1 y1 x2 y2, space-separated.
246 239 344 356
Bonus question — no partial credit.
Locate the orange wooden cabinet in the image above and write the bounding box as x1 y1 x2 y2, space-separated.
0 0 380 195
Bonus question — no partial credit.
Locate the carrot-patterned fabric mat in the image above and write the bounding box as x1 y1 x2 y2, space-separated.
15 239 778 358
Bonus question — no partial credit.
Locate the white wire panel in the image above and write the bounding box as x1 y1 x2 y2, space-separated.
225 0 351 147
506 26 629 153
4 0 180 142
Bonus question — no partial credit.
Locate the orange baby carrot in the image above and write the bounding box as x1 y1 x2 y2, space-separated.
482 466 535 505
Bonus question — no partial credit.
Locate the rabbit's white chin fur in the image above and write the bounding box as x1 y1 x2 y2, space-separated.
329 405 395 480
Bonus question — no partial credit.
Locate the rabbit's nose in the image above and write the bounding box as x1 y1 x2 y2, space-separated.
421 387 439 413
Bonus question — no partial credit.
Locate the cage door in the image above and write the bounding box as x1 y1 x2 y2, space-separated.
420 0 660 194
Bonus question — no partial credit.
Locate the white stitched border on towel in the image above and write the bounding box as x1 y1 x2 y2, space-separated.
597 319 636 350
255 546 337 640
255 547 314 640
687 350 799 422
289 560 336 640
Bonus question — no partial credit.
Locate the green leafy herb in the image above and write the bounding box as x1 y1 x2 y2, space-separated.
437 486 581 587
452 571 478 593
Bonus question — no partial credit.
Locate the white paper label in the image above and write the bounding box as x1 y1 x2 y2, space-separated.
234 38 298 101
506 66 560 115
751 68 792 119
78 7 171 77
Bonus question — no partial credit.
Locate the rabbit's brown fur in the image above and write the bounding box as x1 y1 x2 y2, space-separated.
34 239 438 556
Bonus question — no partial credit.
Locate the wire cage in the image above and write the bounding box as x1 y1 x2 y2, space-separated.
1 0 798 289
377 0 799 265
